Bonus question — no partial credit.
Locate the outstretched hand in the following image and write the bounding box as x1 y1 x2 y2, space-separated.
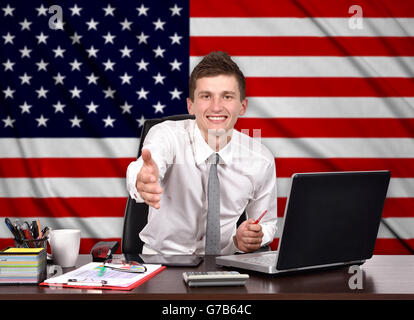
136 149 163 209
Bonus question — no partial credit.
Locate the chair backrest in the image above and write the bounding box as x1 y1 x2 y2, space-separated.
121 114 246 254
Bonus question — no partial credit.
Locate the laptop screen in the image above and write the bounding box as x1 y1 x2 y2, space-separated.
276 171 390 270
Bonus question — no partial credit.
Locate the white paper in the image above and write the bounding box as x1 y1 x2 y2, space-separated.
43 262 162 287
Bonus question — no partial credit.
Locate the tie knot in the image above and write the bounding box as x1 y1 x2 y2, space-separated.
213 153 219 165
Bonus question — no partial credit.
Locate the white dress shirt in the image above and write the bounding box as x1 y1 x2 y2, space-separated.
126 119 277 255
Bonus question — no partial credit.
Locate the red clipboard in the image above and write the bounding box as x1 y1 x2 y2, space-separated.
39 265 166 291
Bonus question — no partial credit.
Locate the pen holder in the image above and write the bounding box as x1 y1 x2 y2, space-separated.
14 237 48 249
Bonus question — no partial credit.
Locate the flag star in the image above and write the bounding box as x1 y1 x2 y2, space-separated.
103 4 116 16
19 101 32 114
69 4 83 16
120 72 133 85
3 86 14 99
69 116 83 128
52 19 65 31
19 19 32 31
19 46 32 58
103 59 116 71
102 115 116 127
2 4 15 16
86 101 99 113
36 4 48 16
2 116 15 128
153 101 166 114
36 114 48 127
169 32 182 45
120 18 133 31
36 59 48 71
136 58 149 71
153 46 165 58
136 87 149 100
120 46 132 58
70 32 82 44
86 46 99 58
153 72 166 85
53 101 65 113
86 73 99 85
103 87 116 99
153 18 166 31
86 18 99 30
136 115 146 127
36 32 48 45
53 46 65 58
2 59 15 71
69 59 82 71
70 86 82 99
136 4 149 16
3 32 14 44
170 4 183 16
170 59 182 71
53 72 65 85
120 102 133 114
19 73 32 85
36 86 48 99
169 87 183 100
136 32 149 44
103 32 116 44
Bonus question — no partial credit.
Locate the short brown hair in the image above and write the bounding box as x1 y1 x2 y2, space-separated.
189 51 246 101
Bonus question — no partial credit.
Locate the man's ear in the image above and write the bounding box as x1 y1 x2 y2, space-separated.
239 98 248 116
187 98 194 115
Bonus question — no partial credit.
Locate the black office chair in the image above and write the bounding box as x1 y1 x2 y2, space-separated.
121 114 247 254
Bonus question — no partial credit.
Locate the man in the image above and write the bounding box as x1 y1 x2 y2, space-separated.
126 51 277 255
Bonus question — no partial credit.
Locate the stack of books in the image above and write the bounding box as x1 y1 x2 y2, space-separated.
0 247 47 284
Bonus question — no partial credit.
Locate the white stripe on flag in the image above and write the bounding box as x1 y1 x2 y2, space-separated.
0 138 139 158
245 97 414 118
190 56 414 78
261 138 414 158
190 18 414 36
2 138 414 158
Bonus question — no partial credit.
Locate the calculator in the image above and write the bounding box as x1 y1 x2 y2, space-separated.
182 271 249 287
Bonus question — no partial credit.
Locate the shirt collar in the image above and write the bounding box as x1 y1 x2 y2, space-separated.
193 121 234 166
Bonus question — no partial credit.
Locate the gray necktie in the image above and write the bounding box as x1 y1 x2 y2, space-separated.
205 153 221 255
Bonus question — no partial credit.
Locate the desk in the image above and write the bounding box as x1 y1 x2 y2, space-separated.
0 255 413 300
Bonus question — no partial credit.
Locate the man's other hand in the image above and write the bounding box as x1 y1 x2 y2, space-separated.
136 149 163 209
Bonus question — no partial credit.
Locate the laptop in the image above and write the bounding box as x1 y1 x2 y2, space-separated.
216 171 391 274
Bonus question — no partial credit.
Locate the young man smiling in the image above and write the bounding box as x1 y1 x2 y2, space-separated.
126 51 277 255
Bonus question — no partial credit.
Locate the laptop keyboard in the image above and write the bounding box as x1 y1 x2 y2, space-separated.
238 253 278 265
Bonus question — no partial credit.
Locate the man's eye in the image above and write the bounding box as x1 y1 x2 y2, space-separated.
224 95 233 100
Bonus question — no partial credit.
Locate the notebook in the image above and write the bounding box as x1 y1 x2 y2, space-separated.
216 171 391 274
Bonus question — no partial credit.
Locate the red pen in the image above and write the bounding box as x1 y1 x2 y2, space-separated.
254 210 268 224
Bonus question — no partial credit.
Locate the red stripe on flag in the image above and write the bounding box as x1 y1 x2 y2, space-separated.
0 158 133 178
190 0 414 17
278 198 414 218
235 118 414 138
190 37 414 56
275 158 414 178
245 78 414 97
1 158 413 178
0 198 126 218
373 239 414 254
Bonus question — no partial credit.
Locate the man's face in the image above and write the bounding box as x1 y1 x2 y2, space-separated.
187 74 248 140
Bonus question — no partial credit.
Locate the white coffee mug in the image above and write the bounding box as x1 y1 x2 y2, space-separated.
48 229 81 268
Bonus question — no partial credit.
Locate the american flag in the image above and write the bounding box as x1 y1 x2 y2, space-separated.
1 0 413 255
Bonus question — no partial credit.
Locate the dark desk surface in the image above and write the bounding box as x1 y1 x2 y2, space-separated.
1 255 413 300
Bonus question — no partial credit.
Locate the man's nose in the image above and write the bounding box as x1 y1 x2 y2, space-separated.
210 96 223 111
